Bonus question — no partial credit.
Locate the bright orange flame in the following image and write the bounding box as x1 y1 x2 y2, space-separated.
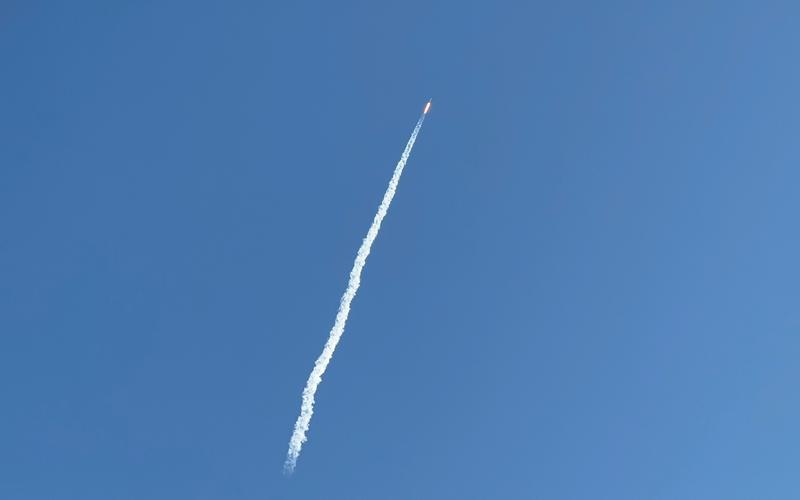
424 101 431 114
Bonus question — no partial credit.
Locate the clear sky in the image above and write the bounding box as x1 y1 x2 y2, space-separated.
2 1 799 499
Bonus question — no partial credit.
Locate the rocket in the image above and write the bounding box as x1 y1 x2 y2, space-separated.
423 99 432 115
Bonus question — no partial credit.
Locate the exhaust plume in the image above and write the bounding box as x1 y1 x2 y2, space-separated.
284 107 429 474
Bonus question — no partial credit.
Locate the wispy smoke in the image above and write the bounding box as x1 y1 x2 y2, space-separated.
284 109 429 474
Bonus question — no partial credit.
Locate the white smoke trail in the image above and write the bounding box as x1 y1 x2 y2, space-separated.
284 110 428 474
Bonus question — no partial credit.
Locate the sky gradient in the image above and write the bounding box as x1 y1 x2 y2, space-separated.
2 1 799 499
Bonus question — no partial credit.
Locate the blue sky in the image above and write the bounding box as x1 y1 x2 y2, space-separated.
2 1 799 498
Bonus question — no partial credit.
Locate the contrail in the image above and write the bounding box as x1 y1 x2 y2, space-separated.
284 101 431 474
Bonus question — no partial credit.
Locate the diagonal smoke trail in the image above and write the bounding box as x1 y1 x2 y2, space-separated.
284 108 428 474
